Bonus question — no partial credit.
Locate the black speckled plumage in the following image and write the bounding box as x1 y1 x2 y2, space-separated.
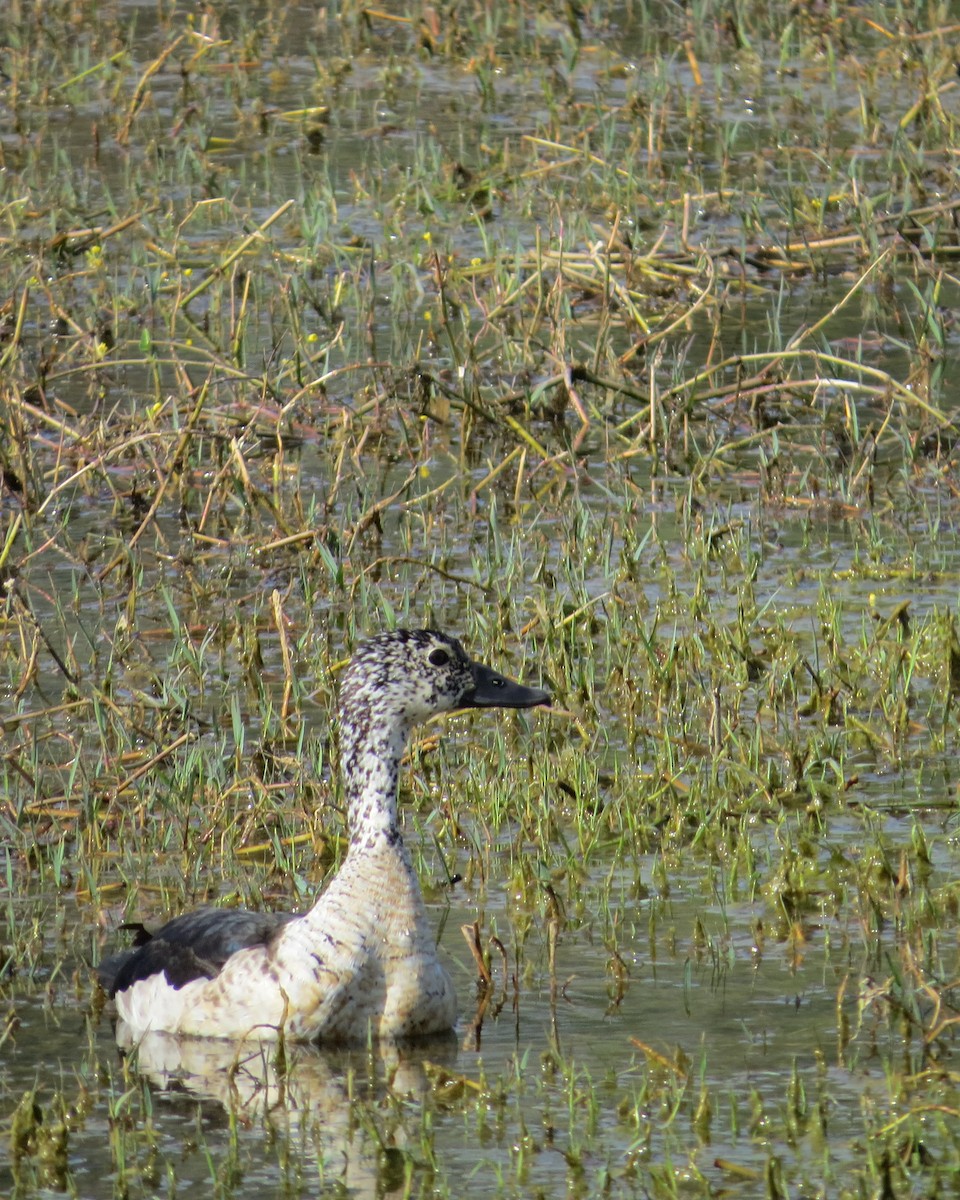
99 629 550 1043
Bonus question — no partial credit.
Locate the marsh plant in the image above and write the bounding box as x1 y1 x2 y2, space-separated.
2 1 960 1196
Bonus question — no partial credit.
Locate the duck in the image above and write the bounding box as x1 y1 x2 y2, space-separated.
97 629 550 1044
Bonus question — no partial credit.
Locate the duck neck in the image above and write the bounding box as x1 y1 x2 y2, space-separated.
339 699 411 852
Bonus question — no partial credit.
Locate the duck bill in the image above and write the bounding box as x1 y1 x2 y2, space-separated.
460 661 551 710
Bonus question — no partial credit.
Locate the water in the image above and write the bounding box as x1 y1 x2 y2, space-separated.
4 1 960 1196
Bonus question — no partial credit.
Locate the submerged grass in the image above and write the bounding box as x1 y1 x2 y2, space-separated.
3 0 960 1196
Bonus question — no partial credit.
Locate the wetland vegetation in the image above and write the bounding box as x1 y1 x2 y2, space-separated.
3 0 960 1196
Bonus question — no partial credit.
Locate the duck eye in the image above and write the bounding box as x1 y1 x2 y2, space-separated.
428 648 450 667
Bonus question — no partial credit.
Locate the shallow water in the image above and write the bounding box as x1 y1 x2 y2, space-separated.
0 879 889 1195
4 1 960 1197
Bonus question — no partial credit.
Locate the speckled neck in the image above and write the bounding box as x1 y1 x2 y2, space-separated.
338 693 411 849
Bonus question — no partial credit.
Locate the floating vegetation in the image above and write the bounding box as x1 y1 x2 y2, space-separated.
2 1 960 1197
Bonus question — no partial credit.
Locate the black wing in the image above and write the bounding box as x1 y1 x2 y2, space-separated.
98 907 296 997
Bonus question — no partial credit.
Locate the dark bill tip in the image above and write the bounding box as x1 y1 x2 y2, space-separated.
460 660 551 710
